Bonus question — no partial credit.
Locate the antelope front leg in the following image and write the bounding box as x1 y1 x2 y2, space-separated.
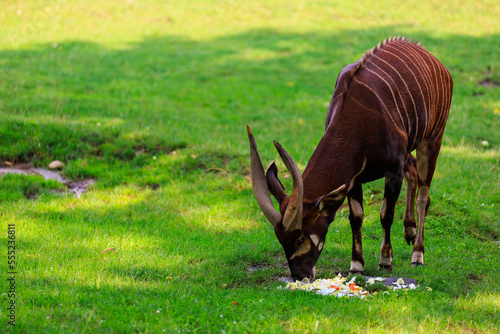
379 172 403 270
348 183 365 273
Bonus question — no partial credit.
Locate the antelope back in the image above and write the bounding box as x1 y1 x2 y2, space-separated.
326 37 453 151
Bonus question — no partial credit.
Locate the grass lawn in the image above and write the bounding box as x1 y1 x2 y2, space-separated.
0 0 499 332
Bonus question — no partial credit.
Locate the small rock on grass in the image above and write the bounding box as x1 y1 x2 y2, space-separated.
48 160 64 169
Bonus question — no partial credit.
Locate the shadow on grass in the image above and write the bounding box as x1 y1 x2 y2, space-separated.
0 26 498 164
0 26 498 203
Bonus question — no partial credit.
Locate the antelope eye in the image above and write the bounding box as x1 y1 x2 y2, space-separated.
297 237 305 245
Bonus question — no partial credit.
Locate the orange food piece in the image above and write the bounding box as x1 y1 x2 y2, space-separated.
330 285 340 291
349 283 357 291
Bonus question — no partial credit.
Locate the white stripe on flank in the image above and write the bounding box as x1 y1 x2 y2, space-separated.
440 65 452 130
386 44 430 142
386 47 430 132
396 44 435 138
352 77 404 134
380 48 427 145
412 47 438 120
424 51 439 127
371 61 411 132
364 66 407 133
348 156 367 192
427 56 449 135
348 94 378 113
371 53 417 146
432 59 445 132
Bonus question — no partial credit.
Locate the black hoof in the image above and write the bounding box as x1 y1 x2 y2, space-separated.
411 262 423 267
405 236 416 246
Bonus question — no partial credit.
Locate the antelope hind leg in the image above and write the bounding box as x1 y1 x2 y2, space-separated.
412 139 442 266
403 154 417 245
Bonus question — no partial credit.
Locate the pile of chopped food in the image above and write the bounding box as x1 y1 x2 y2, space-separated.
280 274 419 298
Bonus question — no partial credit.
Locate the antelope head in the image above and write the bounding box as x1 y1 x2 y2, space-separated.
247 126 346 281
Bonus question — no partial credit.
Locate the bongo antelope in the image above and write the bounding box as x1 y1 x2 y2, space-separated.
247 37 453 281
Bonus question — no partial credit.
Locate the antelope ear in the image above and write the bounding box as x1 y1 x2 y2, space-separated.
265 161 288 206
317 184 347 216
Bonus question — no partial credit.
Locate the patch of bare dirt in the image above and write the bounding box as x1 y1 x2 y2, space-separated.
247 261 288 272
277 276 294 283
247 263 272 272
0 164 94 196
67 179 95 196
479 78 500 88
466 273 483 283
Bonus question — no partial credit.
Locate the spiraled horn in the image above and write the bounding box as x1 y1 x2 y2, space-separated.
247 126 282 226
273 141 303 232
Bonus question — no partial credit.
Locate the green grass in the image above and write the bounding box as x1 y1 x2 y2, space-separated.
0 0 499 332
0 174 64 202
